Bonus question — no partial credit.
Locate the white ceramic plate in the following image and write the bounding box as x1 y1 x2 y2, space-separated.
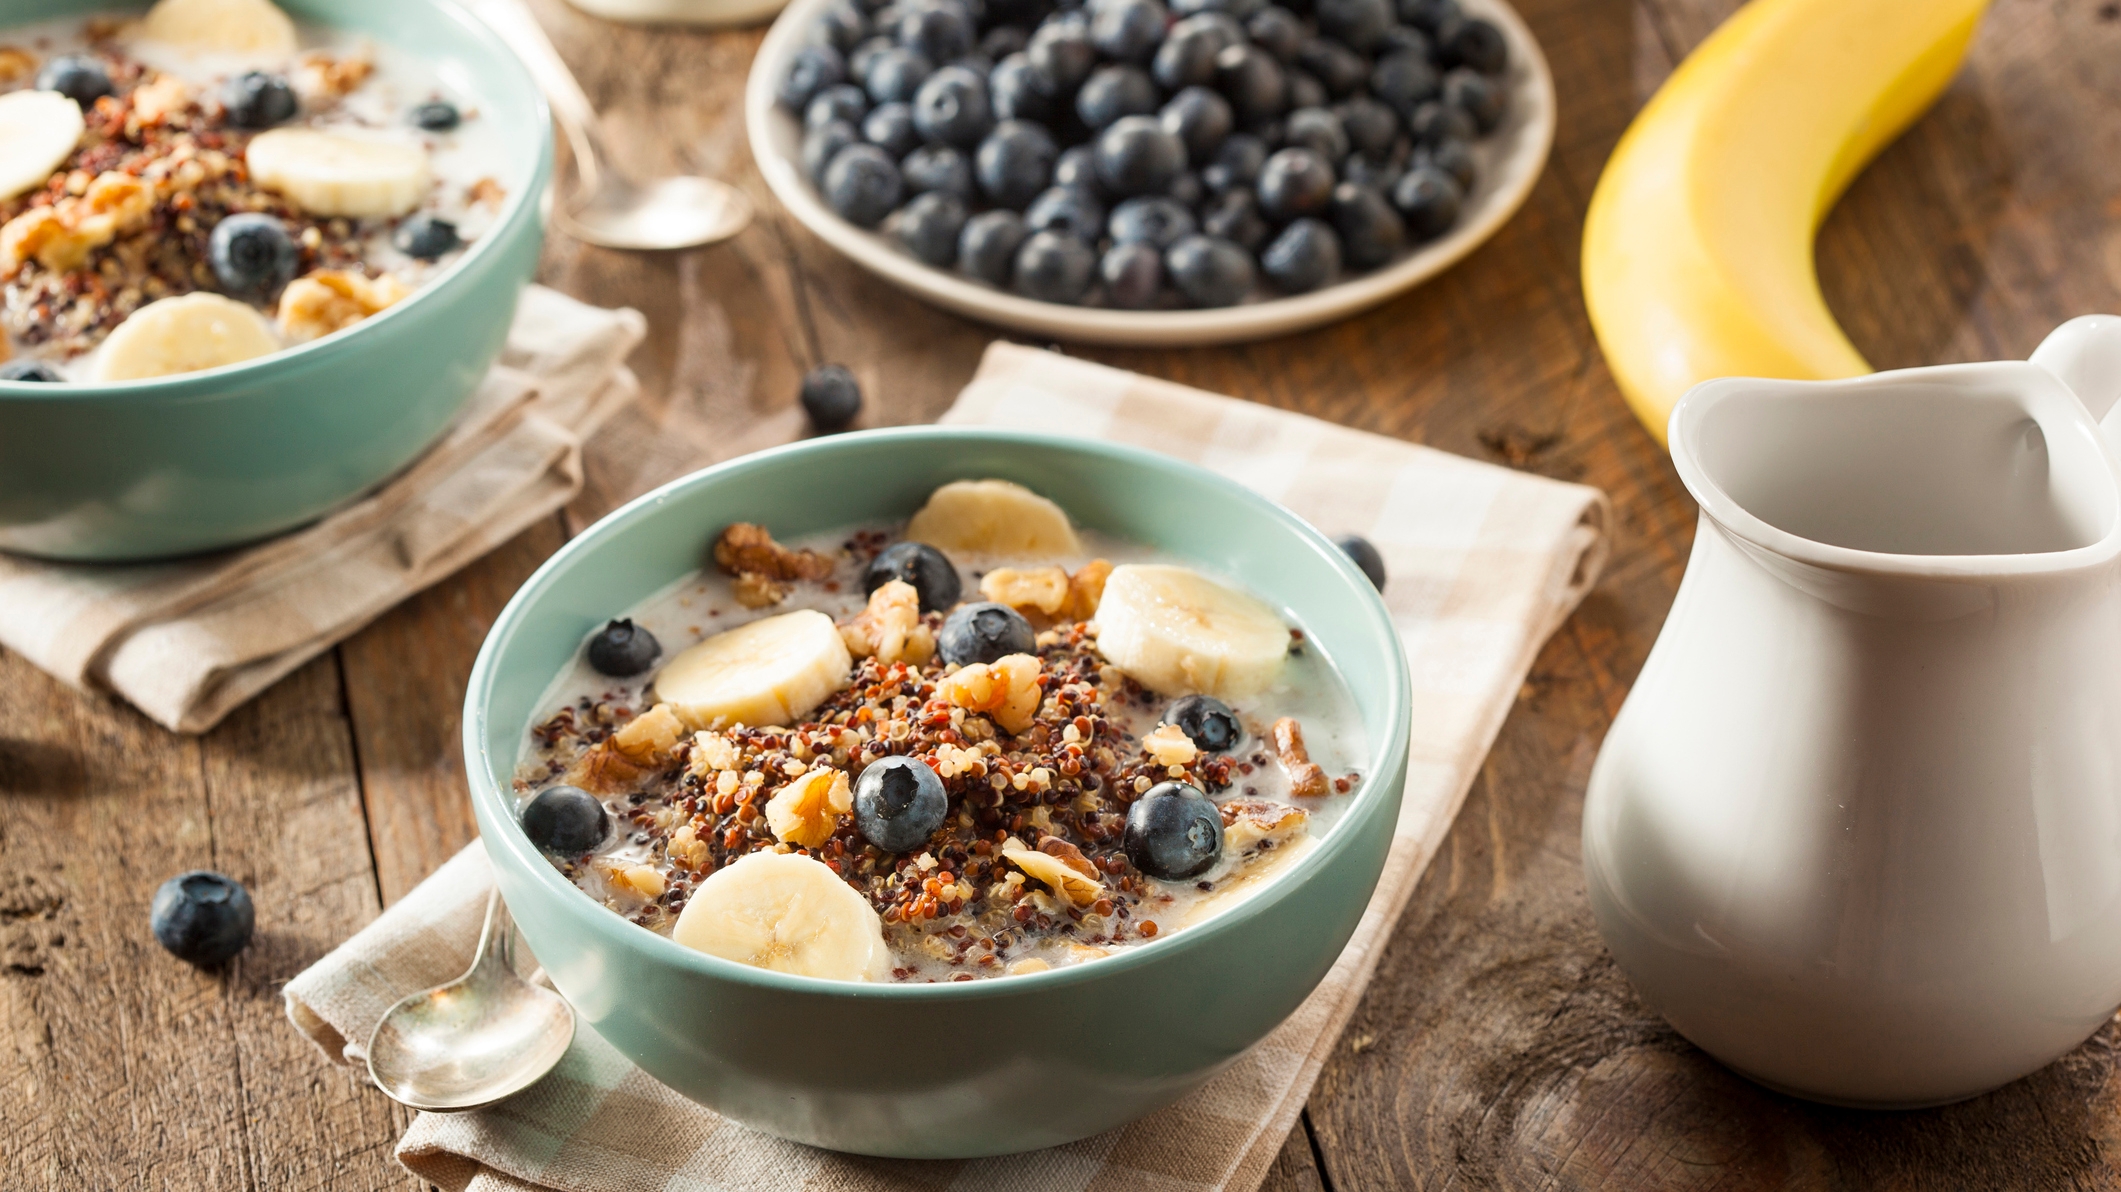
745 0 1555 346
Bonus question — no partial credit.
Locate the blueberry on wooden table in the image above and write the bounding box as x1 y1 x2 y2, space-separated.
409 99 462 130
1012 229 1097 302
0 360 63 382
208 214 298 297
823 143 905 227
223 70 299 129
799 364 865 430
958 209 1029 284
1391 162 1462 238
1328 180 1405 268
896 190 969 264
1166 232 1256 306
521 785 611 855
150 871 255 967
1124 782 1225 880
854 756 949 853
587 617 661 676
939 601 1037 666
864 541 962 611
975 120 1059 209
36 55 113 106
1168 694 1243 752
1109 196 1199 248
779 44 848 110
805 83 870 130
1335 533 1388 590
394 214 461 261
1101 241 1165 307
1262 217 1341 292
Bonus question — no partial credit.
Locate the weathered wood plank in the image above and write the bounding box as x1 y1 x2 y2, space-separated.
1258 1117 1333 1192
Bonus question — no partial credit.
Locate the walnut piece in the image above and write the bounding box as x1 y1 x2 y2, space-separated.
764 767 852 848
937 653 1043 734
978 558 1112 623
1142 722 1199 768
732 571 786 609
611 703 686 764
1272 717 1330 797
839 579 936 666
712 523 835 608
1001 838 1103 905
0 172 156 275
1220 798 1309 854
277 270 412 342
0 47 35 86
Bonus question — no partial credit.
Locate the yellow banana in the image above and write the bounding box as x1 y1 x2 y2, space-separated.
1582 0 1990 446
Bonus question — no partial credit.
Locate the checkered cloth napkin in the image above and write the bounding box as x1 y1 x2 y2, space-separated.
0 286 644 734
284 342 1610 1192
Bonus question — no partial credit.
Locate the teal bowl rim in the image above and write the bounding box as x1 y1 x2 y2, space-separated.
0 0 553 400
464 425 1413 1001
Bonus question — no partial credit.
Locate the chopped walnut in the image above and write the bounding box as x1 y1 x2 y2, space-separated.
0 47 35 86
129 75 190 125
611 703 686 763
712 523 835 608
732 571 787 609
1142 722 1199 768
568 745 649 794
1067 559 1112 618
467 176 507 207
1220 799 1308 854
979 558 1113 623
764 767 852 848
937 653 1043 734
839 579 936 666
0 171 156 275
293 51 375 101
1001 839 1103 906
277 270 411 342
1271 717 1330 797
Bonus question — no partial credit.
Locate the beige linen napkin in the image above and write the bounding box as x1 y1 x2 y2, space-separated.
285 342 1610 1192
0 286 645 734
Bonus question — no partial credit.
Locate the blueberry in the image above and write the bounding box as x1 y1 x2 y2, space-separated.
1397 0 1460 32
865 541 962 611
781 45 849 110
223 71 298 129
1201 132 1265 192
393 214 461 261
1438 16 1508 75
1417 137 1475 192
902 143 975 198
1101 241 1165 308
35 55 113 106
1151 20 1224 91
1443 68 1506 133
864 46 933 103
1340 154 1402 194
1108 195 1197 247
1284 107 1348 162
959 208 1029 284
1027 22 1097 93
976 119 1059 208
521 785 611 854
1201 187 1270 251
1408 99 1475 147
1261 217 1340 292
988 53 1057 124
1012 229 1097 302
1076 64 1159 130
912 65 994 147
823 143 905 226
1166 169 1205 206
854 755 949 852
208 214 298 297
938 601 1038 665
1123 781 1223 880
1375 23 1431 58
585 617 660 676
800 364 865 430
1246 7 1304 60
1053 144 1104 193
1256 147 1335 220
1390 163 1462 238
813 0 870 51
1316 0 1392 49
1160 85 1233 163
150 871 255 966
981 24 1030 59
1093 115 1186 198
1167 695 1243 752
1091 0 1169 63
850 35 896 84
863 101 922 157
1370 50 1440 120
806 83 871 129
803 119 863 182
1214 44 1285 125
409 99 462 131
0 360 63 383
1284 69 1327 113
1165 233 1254 306
1294 37 1368 98
898 2 976 62
1328 181 1405 267
1025 184 1105 241
1175 0 1264 16
897 189 969 264
1335 533 1387 590
1338 96 1398 158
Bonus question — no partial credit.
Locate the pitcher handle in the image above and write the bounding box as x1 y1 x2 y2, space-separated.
2031 315 2121 424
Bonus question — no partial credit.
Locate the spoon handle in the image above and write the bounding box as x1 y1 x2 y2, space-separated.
462 0 607 195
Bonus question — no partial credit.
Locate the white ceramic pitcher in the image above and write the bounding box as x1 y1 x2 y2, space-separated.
1584 316 2121 1108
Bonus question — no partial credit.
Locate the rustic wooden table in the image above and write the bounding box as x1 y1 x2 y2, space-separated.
7 0 2121 1186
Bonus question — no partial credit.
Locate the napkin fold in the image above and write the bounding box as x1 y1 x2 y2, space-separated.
285 342 1611 1192
0 286 646 734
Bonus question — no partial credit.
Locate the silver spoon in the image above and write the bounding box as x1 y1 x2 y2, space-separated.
466 0 754 251
367 889 575 1112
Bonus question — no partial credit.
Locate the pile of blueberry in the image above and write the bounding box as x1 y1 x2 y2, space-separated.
777 0 1509 308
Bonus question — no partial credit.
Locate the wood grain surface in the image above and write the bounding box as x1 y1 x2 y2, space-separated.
5 0 2120 1187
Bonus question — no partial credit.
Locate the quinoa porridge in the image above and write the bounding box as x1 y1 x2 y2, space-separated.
513 477 1368 983
0 0 512 382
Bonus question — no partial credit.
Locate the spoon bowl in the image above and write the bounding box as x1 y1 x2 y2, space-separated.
559 174 755 253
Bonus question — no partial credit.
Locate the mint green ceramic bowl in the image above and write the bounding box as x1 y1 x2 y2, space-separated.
464 428 1411 1158
0 0 549 561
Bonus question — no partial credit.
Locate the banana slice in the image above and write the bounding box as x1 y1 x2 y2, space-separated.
0 92 84 203
905 478 1082 558
93 292 279 381
245 129 430 218
1094 564 1289 699
137 0 298 57
672 851 890 981
654 609 852 730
